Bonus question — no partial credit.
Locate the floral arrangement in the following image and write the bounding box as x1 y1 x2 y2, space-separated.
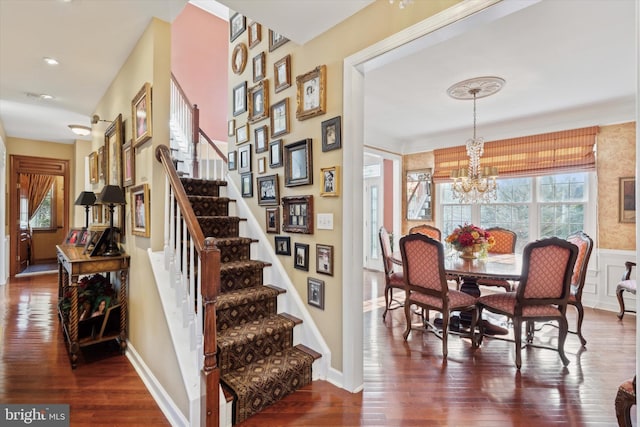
445 224 494 252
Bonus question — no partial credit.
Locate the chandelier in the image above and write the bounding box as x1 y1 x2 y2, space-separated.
447 76 505 204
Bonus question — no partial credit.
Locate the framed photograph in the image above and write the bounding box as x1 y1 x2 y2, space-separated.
284 138 313 187
248 21 261 48
257 174 279 206
265 206 280 233
316 244 334 276
228 119 236 136
231 43 248 75
321 116 342 152
97 146 105 182
269 139 283 168
105 113 123 187
238 144 252 173
307 278 325 310
122 140 135 188
229 12 246 42
232 81 247 117
88 151 98 184
296 65 326 121
274 55 291 93
90 228 114 257
241 172 253 197
620 177 636 223
320 166 339 197
92 205 104 224
254 125 268 153
275 235 291 255
228 150 237 171
236 123 249 144
269 29 289 52
132 82 152 147
76 229 91 247
83 230 103 254
130 184 150 237
252 51 265 82
258 157 266 174
248 79 269 123
282 195 313 234
65 228 84 245
270 98 290 138
294 243 309 271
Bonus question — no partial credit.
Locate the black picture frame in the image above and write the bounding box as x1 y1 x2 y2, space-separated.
269 139 283 168
90 228 113 257
321 116 342 152
274 236 291 255
294 242 309 271
257 174 279 206
241 172 253 197
232 81 247 117
316 244 334 276
229 12 246 42
255 125 268 153
284 138 312 187
307 277 325 310
228 150 237 171
238 144 252 173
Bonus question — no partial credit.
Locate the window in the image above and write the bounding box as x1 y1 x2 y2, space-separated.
439 172 592 252
29 185 55 229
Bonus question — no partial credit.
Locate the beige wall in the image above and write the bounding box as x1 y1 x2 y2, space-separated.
228 0 460 372
597 122 637 250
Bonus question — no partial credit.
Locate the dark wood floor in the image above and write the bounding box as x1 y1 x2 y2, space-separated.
1 270 636 426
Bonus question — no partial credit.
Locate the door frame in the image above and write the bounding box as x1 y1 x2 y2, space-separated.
9 155 69 276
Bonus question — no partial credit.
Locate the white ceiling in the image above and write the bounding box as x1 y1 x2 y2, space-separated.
0 0 636 151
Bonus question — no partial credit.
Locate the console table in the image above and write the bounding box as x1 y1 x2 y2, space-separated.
56 244 130 368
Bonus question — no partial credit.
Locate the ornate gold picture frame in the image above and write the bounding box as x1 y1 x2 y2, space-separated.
131 83 152 147
296 65 326 121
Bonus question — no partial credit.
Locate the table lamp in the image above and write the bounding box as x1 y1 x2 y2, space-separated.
97 185 126 256
74 191 96 229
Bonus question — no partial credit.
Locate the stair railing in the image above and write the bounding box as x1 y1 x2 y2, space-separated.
197 129 228 181
156 144 220 427
170 73 199 177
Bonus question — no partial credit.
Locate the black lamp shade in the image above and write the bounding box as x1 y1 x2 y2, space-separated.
74 191 96 206
98 185 126 205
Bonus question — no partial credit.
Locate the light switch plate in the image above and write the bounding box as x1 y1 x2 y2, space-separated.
317 213 334 230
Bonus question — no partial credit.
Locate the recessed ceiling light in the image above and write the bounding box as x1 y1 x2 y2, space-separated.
68 125 91 136
39 94 54 100
43 57 59 66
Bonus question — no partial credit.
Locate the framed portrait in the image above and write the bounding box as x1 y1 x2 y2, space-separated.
620 177 636 223
269 29 289 52
238 144 252 173
97 146 105 182
257 174 279 206
252 51 265 82
89 228 114 257
132 82 152 147
236 123 249 144
77 229 91 247
320 166 339 197
270 98 290 138
321 116 342 152
104 113 123 187
255 125 268 153
316 244 334 276
269 139 283 168
232 81 247 117
296 65 326 121
294 242 309 271
231 43 248 75
284 138 313 187
228 150 237 171
240 172 253 197
258 157 266 174
88 151 98 184
265 206 280 233
307 278 325 310
248 79 269 123
248 21 261 48
83 230 103 255
122 140 135 188
282 195 313 234
130 183 150 237
228 119 236 136
274 55 291 93
65 228 84 245
274 235 291 256
229 12 246 42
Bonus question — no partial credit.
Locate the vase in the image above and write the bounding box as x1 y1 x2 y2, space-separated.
459 246 478 259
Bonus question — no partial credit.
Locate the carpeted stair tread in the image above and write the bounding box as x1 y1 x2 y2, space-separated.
221 346 315 424
198 216 243 238
188 196 232 216
181 177 227 197
209 236 257 247
217 313 295 351
221 259 271 273
216 285 284 311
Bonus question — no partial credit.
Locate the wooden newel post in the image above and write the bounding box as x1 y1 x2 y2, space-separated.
202 237 220 427
192 104 200 179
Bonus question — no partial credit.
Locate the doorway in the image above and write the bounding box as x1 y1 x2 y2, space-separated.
9 155 69 276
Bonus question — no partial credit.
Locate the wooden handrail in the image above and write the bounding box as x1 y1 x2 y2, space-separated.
171 72 195 112
199 129 228 164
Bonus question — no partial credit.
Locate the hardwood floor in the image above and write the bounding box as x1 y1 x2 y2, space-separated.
1 270 636 426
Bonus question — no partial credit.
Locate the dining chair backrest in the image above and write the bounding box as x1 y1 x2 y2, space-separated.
516 237 578 303
379 227 395 277
408 224 442 241
486 227 517 254
400 233 446 294
566 231 593 297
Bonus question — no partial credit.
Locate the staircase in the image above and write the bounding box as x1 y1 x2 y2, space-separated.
181 176 321 424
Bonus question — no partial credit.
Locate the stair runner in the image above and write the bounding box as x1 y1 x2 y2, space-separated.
181 177 320 424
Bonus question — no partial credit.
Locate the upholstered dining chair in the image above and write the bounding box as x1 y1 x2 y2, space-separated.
399 233 478 359
379 227 404 321
477 227 518 292
564 231 593 345
474 237 578 369
408 224 442 241
616 261 637 321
